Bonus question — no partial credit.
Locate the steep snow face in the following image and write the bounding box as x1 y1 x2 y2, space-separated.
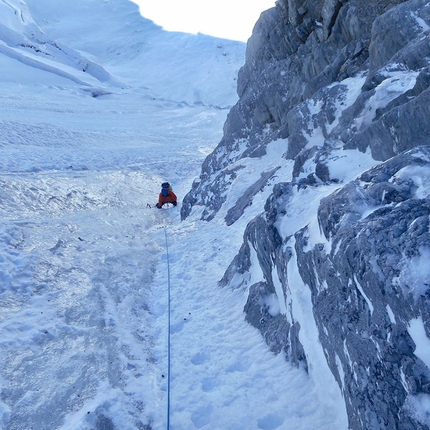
0 68 231 430
0 1 254 429
0 0 122 87
1 0 244 107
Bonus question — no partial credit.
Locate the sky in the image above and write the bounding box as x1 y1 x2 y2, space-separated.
132 0 276 41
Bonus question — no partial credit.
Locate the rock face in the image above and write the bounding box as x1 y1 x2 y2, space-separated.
303 147 430 429
221 147 430 429
182 0 430 428
181 0 430 222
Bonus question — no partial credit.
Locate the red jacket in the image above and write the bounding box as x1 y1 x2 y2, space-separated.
158 189 177 206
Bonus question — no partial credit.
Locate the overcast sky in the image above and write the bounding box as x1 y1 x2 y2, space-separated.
132 0 275 42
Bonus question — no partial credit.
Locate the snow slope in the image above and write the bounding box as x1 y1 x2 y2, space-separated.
0 0 347 429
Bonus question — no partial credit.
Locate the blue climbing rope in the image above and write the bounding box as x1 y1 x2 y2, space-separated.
164 227 172 430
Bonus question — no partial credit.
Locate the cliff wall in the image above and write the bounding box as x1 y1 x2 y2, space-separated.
182 1 430 428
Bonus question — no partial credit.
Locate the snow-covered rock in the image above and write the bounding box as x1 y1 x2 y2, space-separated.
182 0 430 221
184 0 430 428
300 147 430 429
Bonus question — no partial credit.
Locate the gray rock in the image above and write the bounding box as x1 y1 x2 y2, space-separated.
182 0 427 222
220 195 307 368
223 147 430 428
182 0 430 427
299 147 430 429
225 167 279 226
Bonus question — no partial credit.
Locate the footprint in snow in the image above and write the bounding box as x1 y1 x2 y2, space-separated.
257 413 285 430
170 320 184 334
191 404 212 429
226 359 251 373
190 351 210 365
201 376 218 392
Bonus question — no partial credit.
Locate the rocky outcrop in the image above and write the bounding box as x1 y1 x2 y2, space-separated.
182 0 430 428
299 147 430 429
220 198 308 367
221 147 430 429
181 0 430 222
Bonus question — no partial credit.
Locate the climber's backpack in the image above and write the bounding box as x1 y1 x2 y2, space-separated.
161 182 170 197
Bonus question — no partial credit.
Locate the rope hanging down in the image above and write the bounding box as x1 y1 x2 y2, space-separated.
164 227 172 430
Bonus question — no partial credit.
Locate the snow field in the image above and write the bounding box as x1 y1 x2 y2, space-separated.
0 78 229 428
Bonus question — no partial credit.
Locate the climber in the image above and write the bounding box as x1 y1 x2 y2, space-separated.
156 182 177 208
